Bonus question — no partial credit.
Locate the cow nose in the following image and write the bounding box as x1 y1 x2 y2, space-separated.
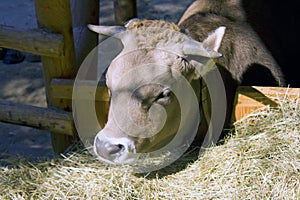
95 136 125 161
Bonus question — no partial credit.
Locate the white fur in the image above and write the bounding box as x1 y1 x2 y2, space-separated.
203 26 226 51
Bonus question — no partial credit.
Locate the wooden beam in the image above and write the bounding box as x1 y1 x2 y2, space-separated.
0 100 74 136
0 25 64 57
233 86 300 121
50 78 110 128
49 78 109 101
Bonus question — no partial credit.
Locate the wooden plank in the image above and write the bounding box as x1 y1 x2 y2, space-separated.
50 78 109 101
233 86 300 121
0 26 64 57
50 78 109 128
0 100 74 136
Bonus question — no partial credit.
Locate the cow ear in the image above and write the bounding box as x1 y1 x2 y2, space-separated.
187 26 226 80
203 26 226 51
182 40 222 58
182 26 225 58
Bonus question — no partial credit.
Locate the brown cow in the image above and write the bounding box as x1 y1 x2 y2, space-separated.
179 0 285 85
178 0 285 135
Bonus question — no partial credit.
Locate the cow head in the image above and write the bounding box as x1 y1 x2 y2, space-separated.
88 20 225 165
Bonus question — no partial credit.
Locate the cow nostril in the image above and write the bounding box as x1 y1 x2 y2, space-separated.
117 144 125 150
95 137 126 160
108 144 125 155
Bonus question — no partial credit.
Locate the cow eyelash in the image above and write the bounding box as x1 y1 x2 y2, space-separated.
162 88 171 97
153 88 171 107
154 92 166 102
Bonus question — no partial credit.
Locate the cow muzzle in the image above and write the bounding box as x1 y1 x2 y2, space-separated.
93 133 136 164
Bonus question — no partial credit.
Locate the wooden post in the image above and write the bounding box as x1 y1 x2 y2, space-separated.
113 0 137 25
71 0 99 68
34 0 99 154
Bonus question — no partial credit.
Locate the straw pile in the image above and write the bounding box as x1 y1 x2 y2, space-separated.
1 98 299 199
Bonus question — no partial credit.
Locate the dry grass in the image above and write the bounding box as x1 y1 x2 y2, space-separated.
1 97 300 199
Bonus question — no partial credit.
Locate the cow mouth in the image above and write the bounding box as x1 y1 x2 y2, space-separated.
93 129 193 172
94 150 137 165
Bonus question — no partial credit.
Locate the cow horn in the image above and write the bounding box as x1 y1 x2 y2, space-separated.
88 24 126 36
182 40 222 58
125 18 141 27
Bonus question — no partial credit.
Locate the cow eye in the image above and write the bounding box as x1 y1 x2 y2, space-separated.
140 87 171 109
154 88 171 106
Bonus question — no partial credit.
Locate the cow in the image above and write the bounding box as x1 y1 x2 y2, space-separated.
87 0 285 165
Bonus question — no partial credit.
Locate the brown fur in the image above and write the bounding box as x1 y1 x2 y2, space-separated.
178 0 246 25
179 1 285 86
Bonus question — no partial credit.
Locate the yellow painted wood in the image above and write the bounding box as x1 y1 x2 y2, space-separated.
49 78 109 102
233 86 300 121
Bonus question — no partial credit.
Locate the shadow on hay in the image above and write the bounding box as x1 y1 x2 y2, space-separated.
58 140 203 179
135 145 201 179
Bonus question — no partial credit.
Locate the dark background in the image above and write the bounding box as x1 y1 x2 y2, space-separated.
243 0 299 87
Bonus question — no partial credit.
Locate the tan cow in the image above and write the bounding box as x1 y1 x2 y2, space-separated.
89 20 225 164
88 0 284 165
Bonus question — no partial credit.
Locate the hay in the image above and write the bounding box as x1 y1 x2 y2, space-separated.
1 97 300 199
